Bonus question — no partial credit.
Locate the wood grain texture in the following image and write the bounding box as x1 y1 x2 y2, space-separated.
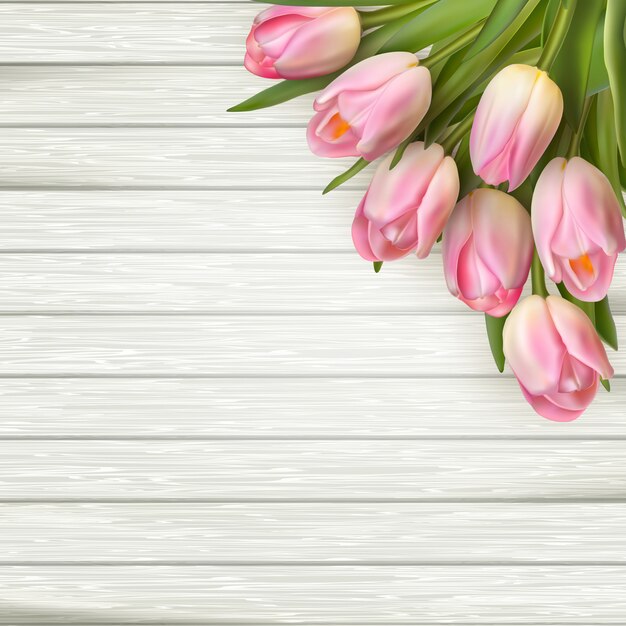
0 565 625 623
0 3 255 63
0 66 312 126
2 502 626 563
0 253 451 313
1 439 625 500
1 315 625 376
0 190 358 251
0 128 361 188
2 377 626 437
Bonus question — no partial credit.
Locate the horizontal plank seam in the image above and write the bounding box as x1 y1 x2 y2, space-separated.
0 436 625 441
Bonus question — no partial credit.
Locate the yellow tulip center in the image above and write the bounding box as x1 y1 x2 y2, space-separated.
328 113 351 140
569 253 594 277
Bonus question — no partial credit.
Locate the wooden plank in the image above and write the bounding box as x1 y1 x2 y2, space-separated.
0 66 313 126
2 502 626 563
0 253 454 313
0 440 625 500
1 377 626 437
0 128 361 189
0 565 624 623
0 3 255 64
0 190 358 251
0 315 624 376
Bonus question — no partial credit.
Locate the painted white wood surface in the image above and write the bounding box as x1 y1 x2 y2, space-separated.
4 502 626 563
0 1 624 623
1 566 625 623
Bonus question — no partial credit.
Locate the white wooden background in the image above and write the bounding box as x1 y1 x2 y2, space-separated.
0 2 625 623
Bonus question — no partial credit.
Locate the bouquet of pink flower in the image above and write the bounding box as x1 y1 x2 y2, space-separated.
231 0 626 421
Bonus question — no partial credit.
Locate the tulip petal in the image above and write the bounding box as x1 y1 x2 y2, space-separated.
442 194 473 296
351 196 378 261
307 109 360 158
414 155 459 259
356 67 432 161
503 295 566 395
532 157 567 281
275 8 361 79
519 383 590 422
315 52 420 108
254 14 311 59
562 157 626 255
546 295 614 379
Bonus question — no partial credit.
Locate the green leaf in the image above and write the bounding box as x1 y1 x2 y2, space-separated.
373 261 383 273
455 134 482 197
605 0 626 167
380 0 498 54
228 76 332 113
323 158 370 194
549 0 604 129
556 282 595 325
485 313 508 373
229 7 426 112
464 0 542 62
585 91 626 217
601 378 611 392
587 14 609 95
541 0 559 46
595 296 619 351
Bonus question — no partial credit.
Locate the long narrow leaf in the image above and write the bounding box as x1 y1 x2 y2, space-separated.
605 0 626 166
595 296 619 351
485 313 508 373
455 134 482 198
549 0 604 129
464 0 541 62
380 0 498 54
556 282 596 324
587 14 609 96
323 158 370 194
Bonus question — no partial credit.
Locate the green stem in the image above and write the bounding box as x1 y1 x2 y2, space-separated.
358 0 437 30
537 0 576 72
421 20 485 69
441 113 474 154
566 95 593 159
531 248 549 297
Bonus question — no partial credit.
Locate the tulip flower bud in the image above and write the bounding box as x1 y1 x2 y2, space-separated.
352 142 459 261
470 64 563 191
245 6 361 80
307 52 432 161
503 295 613 421
532 157 626 302
442 189 533 317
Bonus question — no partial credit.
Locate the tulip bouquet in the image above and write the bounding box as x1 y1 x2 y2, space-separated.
231 0 626 421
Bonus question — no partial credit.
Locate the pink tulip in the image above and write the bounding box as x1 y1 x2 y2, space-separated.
532 156 626 302
470 64 563 191
503 295 613 421
307 52 432 161
442 189 533 317
245 6 361 80
352 142 459 261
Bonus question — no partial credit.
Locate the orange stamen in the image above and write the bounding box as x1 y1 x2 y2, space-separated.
569 253 594 277
328 113 351 140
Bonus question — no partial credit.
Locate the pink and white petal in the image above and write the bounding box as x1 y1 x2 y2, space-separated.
562 251 616 303
368 221 412 261
254 14 310 58
306 111 360 158
414 154 459 259
363 143 441 228
470 65 536 176
276 8 361 79
356 67 431 161
472 190 532 288
519 384 589 422
486 287 523 318
315 52 419 107
505 70 563 190
531 158 566 279
456 236 502 300
442 195 473 296
351 197 378 261
503 295 566 395
546 295 613 379
563 157 626 255
255 5 328 23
